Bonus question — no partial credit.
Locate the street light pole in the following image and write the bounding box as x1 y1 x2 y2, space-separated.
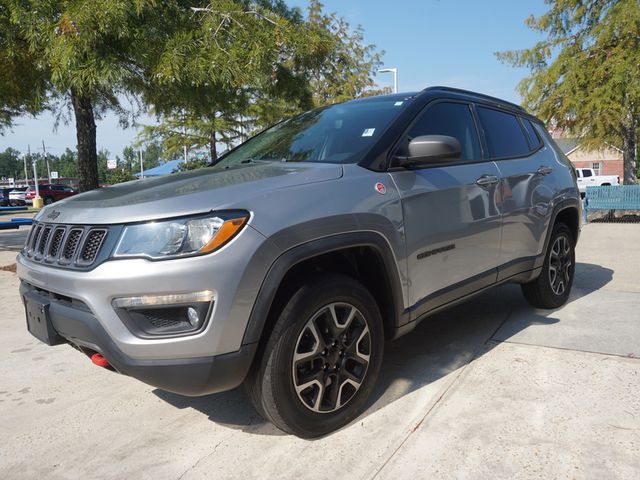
378 67 398 93
30 144 42 208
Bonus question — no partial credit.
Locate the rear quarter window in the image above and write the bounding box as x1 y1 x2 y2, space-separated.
477 106 530 159
521 118 542 150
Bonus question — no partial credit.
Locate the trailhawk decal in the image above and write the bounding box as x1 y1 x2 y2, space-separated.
417 244 456 260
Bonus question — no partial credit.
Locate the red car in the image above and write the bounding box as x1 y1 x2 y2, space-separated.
25 184 78 205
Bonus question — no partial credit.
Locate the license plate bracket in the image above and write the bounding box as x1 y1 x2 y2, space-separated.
24 297 64 346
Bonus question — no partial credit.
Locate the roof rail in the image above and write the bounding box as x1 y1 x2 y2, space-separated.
423 86 526 112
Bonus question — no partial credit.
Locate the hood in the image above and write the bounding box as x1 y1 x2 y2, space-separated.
35 162 343 225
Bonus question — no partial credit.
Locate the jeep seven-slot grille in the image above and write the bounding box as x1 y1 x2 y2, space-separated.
62 229 83 260
79 230 106 262
23 222 109 268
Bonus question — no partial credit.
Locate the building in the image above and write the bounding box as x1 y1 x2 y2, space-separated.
552 138 624 181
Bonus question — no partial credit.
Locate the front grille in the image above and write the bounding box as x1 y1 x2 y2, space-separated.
79 230 106 263
49 228 65 258
23 222 112 269
62 229 83 260
29 225 42 251
37 226 52 255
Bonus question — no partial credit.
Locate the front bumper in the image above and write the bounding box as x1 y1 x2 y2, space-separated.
16 224 274 361
20 281 256 395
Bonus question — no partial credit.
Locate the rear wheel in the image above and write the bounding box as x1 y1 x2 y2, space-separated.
44 196 54 205
521 222 575 308
245 273 384 438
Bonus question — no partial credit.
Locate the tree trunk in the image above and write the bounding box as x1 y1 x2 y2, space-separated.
621 125 638 185
71 89 99 192
209 128 217 162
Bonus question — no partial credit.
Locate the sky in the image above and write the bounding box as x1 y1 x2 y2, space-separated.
0 0 548 159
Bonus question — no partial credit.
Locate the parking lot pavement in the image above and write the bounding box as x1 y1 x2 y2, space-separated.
0 224 639 479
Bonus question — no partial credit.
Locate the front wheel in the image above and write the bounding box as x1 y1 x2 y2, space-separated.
245 273 384 438
521 222 575 309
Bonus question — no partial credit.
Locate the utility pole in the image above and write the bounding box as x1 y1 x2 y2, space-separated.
139 149 144 179
42 140 52 183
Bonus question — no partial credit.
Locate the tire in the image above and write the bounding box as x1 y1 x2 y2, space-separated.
521 222 575 309
44 196 54 205
245 273 384 438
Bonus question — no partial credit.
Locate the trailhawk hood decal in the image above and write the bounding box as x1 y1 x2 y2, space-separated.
35 162 343 225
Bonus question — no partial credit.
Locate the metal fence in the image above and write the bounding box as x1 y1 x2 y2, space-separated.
584 185 640 223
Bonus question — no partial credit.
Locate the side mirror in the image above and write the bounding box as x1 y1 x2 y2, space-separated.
394 135 461 168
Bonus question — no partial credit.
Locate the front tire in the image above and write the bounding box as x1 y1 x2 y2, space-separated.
521 222 575 309
245 273 384 438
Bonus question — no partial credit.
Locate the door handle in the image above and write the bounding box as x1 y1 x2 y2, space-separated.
475 175 499 187
536 166 553 175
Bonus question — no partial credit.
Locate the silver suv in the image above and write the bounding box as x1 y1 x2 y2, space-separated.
18 87 581 438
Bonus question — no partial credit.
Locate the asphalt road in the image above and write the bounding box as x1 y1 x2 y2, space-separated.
0 224 638 479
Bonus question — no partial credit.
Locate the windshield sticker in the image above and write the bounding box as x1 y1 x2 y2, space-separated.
362 128 376 137
394 101 404 106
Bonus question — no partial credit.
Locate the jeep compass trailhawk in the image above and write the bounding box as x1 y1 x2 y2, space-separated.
18 87 581 438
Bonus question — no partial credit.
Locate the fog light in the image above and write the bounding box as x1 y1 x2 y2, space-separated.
187 307 200 327
112 291 214 337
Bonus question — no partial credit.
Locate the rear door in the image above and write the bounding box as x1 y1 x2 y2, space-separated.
390 101 502 314
476 107 555 278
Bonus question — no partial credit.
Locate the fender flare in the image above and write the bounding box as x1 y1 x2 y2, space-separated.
535 196 582 269
241 231 407 345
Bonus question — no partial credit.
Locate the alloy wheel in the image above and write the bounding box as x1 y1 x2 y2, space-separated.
292 302 371 413
548 234 572 296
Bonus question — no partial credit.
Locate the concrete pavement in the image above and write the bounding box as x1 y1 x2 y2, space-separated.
0 224 638 479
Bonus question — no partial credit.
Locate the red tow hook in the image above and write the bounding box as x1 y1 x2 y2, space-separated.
91 353 110 368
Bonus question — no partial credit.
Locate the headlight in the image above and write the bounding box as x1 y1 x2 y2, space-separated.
113 211 249 260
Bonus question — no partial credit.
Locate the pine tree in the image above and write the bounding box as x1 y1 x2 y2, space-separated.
498 0 640 184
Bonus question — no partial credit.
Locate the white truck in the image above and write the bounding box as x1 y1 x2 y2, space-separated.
575 168 619 196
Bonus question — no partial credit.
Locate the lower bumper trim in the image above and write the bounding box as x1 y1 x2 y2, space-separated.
20 281 257 396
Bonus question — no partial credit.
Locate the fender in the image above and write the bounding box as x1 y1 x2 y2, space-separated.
241 231 408 346
534 196 582 270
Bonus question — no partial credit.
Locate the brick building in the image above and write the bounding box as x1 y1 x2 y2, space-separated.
552 137 624 182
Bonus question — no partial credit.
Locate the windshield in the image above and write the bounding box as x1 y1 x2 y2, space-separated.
214 96 412 167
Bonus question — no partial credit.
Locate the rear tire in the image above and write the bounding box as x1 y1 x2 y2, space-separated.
245 273 384 438
521 222 575 309
44 196 54 205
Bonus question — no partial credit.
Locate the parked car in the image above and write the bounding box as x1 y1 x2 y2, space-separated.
9 187 28 206
17 87 581 438
0 188 14 206
575 167 619 196
24 184 78 205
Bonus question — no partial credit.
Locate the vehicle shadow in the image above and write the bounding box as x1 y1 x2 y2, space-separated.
153 262 612 437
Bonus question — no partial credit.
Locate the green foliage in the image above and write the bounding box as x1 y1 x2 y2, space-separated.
0 147 22 179
303 0 388 105
138 0 387 163
175 159 209 172
0 142 161 184
2 0 387 187
0 3 49 132
497 0 640 184
106 167 136 185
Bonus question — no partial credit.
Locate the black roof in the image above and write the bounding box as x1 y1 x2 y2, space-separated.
424 86 526 112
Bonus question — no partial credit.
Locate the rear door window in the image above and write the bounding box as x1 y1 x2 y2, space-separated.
477 107 530 159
